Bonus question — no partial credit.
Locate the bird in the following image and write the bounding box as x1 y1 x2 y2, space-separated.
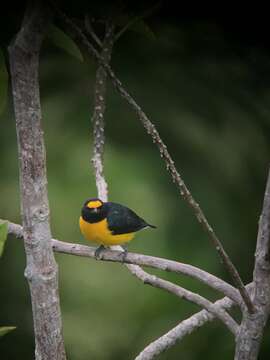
79 197 156 259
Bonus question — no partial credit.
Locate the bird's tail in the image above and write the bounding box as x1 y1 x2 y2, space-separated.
147 223 157 229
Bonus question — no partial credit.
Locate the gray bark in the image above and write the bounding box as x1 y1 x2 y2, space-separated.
91 20 114 201
8 2 66 359
234 168 270 359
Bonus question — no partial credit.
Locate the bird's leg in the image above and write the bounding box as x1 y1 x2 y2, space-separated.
94 245 106 260
119 245 128 264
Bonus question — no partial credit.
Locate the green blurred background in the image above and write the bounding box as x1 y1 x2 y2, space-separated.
1 3 270 359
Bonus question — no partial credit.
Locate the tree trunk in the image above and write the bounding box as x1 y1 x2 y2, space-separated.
8 2 66 359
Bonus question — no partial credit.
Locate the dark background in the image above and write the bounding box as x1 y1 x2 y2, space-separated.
1 2 270 359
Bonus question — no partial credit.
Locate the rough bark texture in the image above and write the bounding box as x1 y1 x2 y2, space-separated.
8 2 66 359
234 168 270 360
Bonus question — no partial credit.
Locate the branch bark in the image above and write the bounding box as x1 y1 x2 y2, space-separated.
136 283 253 360
6 221 241 318
90 20 114 201
56 9 254 314
234 168 270 360
6 220 239 335
8 2 66 359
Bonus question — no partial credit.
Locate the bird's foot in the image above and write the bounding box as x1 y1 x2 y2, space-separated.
94 245 106 260
119 246 128 264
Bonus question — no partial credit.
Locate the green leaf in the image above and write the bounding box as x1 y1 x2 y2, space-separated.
0 221 8 257
47 25 83 62
0 48 8 115
0 326 16 337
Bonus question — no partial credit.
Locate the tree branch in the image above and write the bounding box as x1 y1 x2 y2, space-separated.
128 265 239 336
235 167 270 359
55 8 254 314
136 283 253 360
90 20 114 201
6 219 239 335
5 220 241 306
82 17 240 340
84 14 102 48
8 2 66 359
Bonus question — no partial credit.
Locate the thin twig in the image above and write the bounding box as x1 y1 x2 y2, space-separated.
136 283 253 360
85 14 102 47
90 20 114 201
127 266 239 336
6 220 238 335
55 9 254 314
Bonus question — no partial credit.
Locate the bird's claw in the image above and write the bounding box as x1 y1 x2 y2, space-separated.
94 245 105 260
119 247 128 264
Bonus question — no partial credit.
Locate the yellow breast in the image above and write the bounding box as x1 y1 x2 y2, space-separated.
79 216 135 246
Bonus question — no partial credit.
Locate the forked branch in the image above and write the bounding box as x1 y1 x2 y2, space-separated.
136 283 253 360
6 220 239 335
6 220 240 304
86 17 239 335
56 9 254 313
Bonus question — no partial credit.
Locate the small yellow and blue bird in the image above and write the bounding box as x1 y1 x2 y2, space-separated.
79 198 156 258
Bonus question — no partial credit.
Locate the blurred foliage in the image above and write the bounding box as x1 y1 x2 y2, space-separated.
0 221 8 257
47 25 84 62
1 5 270 360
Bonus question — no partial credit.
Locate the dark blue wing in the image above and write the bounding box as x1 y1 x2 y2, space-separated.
105 202 152 235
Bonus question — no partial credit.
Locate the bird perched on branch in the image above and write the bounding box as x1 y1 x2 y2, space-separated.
79 198 156 258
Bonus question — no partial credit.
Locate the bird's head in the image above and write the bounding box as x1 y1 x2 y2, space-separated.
81 198 106 223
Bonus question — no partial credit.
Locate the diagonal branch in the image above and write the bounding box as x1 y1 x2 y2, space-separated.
83 17 240 338
6 220 239 335
5 220 241 304
127 266 239 336
55 9 254 314
136 283 253 360
85 14 102 48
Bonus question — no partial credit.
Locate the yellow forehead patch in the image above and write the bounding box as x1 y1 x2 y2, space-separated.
87 200 103 209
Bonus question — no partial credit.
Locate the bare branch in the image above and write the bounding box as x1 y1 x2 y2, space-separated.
91 20 114 201
127 265 239 336
5 220 241 305
53 242 241 305
136 283 253 360
6 219 239 335
8 2 66 359
56 10 254 314
84 14 102 48
235 168 270 359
